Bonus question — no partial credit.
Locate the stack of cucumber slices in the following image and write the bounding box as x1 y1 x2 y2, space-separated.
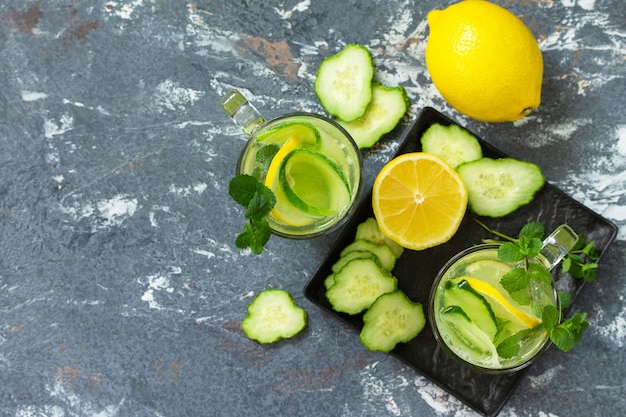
324 217 426 352
315 44 409 149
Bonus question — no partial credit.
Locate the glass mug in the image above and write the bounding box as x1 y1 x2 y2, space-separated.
429 224 579 374
220 89 363 239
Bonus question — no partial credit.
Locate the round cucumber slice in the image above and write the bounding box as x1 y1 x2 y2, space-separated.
278 148 351 217
420 123 482 168
256 121 320 148
457 157 545 218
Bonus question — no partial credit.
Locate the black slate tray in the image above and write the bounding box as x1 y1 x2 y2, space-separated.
304 107 618 417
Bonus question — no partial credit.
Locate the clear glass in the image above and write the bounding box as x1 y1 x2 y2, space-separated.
429 225 579 374
221 89 363 239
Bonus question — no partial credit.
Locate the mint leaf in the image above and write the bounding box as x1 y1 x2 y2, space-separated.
229 174 260 206
496 333 521 359
541 304 559 330
497 328 538 359
501 267 530 292
529 262 552 285
582 241 599 260
248 218 272 254
581 263 598 282
519 221 544 240
245 194 273 220
229 172 277 255
256 180 276 206
558 290 573 310
550 326 575 352
517 235 542 258
550 312 589 352
498 242 526 263
256 144 280 165
235 223 253 249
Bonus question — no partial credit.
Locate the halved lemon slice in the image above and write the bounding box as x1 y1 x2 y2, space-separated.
372 152 468 250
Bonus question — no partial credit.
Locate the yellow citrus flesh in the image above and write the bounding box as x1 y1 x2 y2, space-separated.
425 0 543 122
264 137 302 226
462 276 541 329
372 152 468 250
264 137 300 191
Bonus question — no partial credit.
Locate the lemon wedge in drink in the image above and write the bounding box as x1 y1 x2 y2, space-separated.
461 276 541 329
264 136 301 191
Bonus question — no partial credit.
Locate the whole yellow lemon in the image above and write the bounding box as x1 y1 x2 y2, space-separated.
425 0 543 122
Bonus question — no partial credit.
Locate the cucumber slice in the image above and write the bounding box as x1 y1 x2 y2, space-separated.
420 123 482 168
457 157 545 218
354 217 404 259
338 83 409 149
257 121 320 148
442 278 498 339
314 44 374 122
279 148 351 216
326 258 397 315
270 181 317 227
340 239 397 271
331 250 379 274
324 274 336 290
359 290 426 352
241 289 307 344
440 305 499 361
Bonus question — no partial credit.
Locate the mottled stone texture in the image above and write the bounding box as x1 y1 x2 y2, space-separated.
0 1 624 416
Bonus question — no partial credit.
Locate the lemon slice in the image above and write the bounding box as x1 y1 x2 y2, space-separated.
264 137 301 191
465 260 513 282
461 276 540 329
372 152 468 250
263 137 305 227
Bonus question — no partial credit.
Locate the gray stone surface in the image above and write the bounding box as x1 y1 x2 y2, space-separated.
1 1 624 416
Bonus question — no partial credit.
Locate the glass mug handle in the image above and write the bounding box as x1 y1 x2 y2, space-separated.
220 89 266 137
539 224 579 271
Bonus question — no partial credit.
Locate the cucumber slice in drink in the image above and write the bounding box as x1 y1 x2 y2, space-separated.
338 83 409 149
270 181 317 227
443 278 498 339
420 123 482 168
457 157 545 218
326 257 397 315
278 148 351 217
359 291 426 352
440 305 499 361
314 44 374 122
257 121 321 148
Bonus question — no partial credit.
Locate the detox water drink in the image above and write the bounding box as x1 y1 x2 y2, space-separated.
430 245 557 372
222 89 363 239
237 113 362 238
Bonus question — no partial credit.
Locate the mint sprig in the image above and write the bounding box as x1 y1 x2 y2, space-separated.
228 144 279 254
562 236 599 281
475 219 597 354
